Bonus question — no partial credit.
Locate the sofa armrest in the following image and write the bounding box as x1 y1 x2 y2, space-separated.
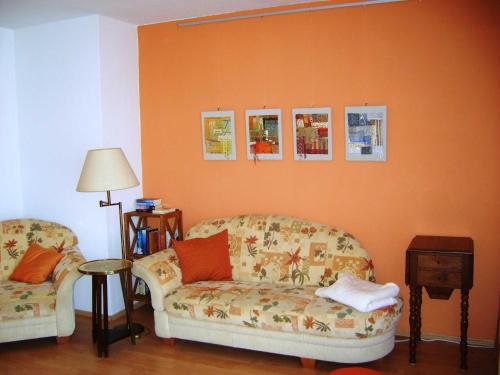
132 248 182 312
53 245 86 336
53 246 86 289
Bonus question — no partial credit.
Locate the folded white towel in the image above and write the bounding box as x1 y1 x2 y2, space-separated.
315 272 399 312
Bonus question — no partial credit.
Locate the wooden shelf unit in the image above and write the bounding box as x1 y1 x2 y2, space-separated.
123 210 183 308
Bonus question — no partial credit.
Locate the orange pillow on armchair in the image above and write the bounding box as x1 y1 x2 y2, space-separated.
173 229 232 284
10 242 64 284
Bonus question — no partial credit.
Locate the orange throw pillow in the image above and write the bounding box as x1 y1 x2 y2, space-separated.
173 229 232 284
10 243 64 284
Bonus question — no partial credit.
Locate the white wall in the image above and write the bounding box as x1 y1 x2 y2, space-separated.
99 16 142 313
15 15 142 314
15 16 105 311
0 27 23 220
99 16 142 258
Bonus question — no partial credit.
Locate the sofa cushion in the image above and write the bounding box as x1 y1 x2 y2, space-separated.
186 215 375 287
173 229 232 284
10 243 64 284
0 219 78 281
164 280 402 339
0 280 56 321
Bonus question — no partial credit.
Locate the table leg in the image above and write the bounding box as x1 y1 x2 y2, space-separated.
96 275 103 357
460 288 469 370
409 285 418 364
120 270 136 345
416 286 422 341
92 276 97 343
103 275 109 357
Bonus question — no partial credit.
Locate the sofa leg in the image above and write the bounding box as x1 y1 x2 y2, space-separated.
163 338 176 346
300 357 316 369
56 336 70 344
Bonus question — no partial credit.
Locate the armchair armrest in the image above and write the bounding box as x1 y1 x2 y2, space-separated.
53 245 86 336
53 246 86 289
132 248 182 311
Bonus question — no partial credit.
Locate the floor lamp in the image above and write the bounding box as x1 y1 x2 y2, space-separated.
76 147 144 336
76 147 139 259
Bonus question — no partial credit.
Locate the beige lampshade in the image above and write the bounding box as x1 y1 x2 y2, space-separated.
76 148 139 192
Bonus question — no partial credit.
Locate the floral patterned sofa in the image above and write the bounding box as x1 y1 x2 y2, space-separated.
0 219 86 343
132 215 402 366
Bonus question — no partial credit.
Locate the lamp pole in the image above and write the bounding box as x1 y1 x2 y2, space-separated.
99 190 126 260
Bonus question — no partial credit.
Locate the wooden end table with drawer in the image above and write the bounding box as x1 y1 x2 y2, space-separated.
405 235 473 370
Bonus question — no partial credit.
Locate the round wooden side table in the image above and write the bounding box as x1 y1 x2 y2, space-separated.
79 258 139 357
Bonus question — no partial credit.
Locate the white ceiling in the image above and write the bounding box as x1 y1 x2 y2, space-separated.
0 0 323 29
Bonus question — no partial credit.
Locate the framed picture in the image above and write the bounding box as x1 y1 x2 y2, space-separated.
345 105 387 161
292 107 332 161
201 111 236 160
245 109 282 160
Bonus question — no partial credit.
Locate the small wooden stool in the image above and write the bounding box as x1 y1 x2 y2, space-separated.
329 367 383 375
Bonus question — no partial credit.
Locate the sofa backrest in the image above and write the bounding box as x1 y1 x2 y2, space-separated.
0 219 78 280
186 214 375 287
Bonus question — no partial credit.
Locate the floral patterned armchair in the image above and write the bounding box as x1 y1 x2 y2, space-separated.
133 214 402 367
0 219 86 343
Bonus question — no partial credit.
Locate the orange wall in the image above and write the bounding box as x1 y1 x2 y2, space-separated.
138 0 500 340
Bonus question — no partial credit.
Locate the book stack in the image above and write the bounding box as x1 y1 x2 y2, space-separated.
136 279 150 296
134 226 179 256
152 207 177 214
135 226 159 256
136 197 162 212
134 227 178 255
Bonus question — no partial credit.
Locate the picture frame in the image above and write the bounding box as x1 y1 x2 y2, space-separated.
292 107 332 161
245 108 282 160
201 110 236 160
345 105 387 161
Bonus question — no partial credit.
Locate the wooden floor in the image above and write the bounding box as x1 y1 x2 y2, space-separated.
0 305 497 375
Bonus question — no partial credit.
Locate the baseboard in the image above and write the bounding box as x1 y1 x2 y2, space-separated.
75 309 93 319
397 330 495 348
76 302 145 322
